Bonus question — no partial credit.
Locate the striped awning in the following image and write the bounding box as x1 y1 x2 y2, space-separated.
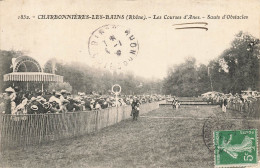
3 72 63 82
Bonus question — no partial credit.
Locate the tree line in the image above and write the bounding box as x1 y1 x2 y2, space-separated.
51 61 162 95
162 31 260 96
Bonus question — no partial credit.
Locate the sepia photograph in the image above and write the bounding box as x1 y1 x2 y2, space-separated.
0 0 259 167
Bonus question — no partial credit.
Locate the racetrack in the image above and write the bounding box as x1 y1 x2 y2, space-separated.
1 106 259 168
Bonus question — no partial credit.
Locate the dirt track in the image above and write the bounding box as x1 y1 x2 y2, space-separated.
1 106 259 168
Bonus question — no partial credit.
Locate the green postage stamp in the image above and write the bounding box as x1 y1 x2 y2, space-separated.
214 129 258 167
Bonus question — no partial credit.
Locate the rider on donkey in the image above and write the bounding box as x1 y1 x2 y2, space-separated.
130 96 140 116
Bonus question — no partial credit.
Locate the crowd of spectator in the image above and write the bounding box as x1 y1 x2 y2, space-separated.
202 91 259 104
201 91 260 115
0 86 165 115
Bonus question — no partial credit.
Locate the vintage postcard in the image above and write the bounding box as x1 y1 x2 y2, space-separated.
0 0 259 167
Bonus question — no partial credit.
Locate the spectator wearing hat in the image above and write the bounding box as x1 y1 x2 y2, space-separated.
27 97 42 114
66 98 76 112
60 90 70 112
101 100 109 109
80 100 86 111
60 90 68 97
43 102 57 113
95 101 101 110
49 92 62 111
90 99 95 110
49 99 61 113
222 96 228 112
3 87 16 114
83 97 91 110
30 105 39 114
55 92 62 100
15 93 29 114
60 90 66 102
71 98 81 111
49 90 57 103
13 86 23 106
106 98 113 107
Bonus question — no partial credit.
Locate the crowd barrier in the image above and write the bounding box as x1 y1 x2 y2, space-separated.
0 101 162 152
227 99 260 119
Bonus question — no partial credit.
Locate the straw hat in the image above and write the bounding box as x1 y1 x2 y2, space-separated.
61 90 67 94
55 92 61 96
31 97 36 101
37 96 42 100
5 87 15 93
31 105 38 111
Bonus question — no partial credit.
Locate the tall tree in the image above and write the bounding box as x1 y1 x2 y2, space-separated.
0 50 24 91
221 32 260 92
163 57 200 96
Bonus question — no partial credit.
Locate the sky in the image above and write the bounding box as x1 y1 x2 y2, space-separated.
0 0 259 79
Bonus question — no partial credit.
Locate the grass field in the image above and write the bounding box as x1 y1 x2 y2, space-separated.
1 105 259 168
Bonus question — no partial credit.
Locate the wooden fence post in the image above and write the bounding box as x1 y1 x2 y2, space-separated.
95 110 99 131
106 109 109 127
0 114 2 157
116 107 119 123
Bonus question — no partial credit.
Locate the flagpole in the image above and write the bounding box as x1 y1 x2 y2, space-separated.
208 67 213 92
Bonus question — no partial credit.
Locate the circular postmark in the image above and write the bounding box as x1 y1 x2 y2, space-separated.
88 25 139 70
203 113 250 152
